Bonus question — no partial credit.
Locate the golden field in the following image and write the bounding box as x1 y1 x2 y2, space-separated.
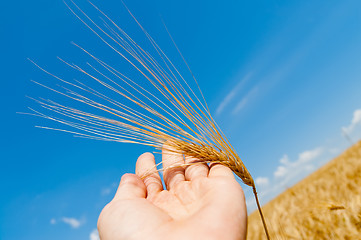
247 141 361 239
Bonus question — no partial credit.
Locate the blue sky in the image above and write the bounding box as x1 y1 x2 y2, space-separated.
1 0 361 239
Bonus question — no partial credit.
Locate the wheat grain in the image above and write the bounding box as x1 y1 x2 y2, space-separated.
27 1 270 238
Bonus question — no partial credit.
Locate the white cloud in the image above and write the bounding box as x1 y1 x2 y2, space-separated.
232 86 259 114
50 218 56 225
298 148 323 163
101 187 112 196
246 147 326 213
216 73 252 115
304 164 315 172
247 113 359 213
342 109 361 135
255 177 269 187
61 217 83 229
101 182 117 196
274 147 323 179
89 229 100 240
274 165 287 178
246 197 257 214
328 147 340 154
279 154 289 165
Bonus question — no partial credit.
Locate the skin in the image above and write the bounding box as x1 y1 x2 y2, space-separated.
98 145 247 240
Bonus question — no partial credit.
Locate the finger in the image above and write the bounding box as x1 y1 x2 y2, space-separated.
135 152 163 197
184 156 209 181
113 173 146 201
208 163 235 179
162 142 185 190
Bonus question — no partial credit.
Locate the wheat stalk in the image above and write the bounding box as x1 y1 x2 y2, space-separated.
27 1 270 239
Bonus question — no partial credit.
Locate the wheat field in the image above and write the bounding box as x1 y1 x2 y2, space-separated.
247 141 361 239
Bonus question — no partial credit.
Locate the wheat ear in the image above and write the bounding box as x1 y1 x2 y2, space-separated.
27 1 270 239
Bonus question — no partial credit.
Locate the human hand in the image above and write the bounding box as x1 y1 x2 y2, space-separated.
98 146 247 240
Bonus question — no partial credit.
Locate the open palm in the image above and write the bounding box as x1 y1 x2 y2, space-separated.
98 147 247 240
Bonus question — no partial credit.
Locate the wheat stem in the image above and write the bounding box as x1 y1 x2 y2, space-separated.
28 2 271 239
253 185 270 240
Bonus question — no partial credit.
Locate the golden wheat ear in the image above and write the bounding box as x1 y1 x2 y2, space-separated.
28 1 270 239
